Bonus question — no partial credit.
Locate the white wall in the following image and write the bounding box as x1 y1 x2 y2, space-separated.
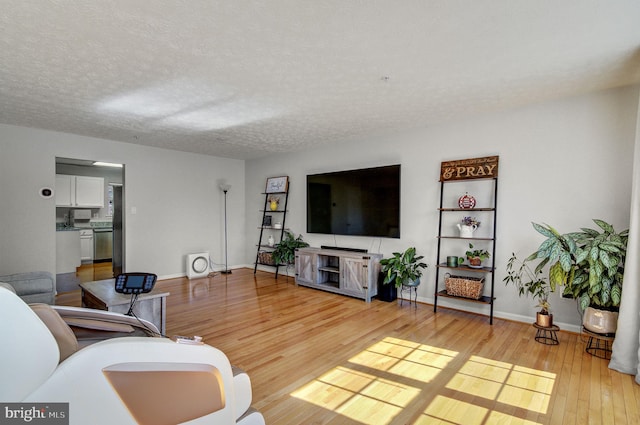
245 85 639 331
1 86 636 331
0 124 245 279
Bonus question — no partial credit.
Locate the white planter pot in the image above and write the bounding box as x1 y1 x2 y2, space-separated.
583 306 618 335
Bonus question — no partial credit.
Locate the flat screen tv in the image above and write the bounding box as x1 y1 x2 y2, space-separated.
307 165 400 238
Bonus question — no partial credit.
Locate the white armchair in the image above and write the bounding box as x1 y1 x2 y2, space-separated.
0 286 264 425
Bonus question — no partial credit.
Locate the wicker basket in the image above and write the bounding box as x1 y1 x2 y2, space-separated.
258 251 276 266
445 274 484 299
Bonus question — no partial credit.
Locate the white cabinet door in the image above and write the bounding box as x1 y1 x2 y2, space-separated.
75 176 104 208
55 175 74 207
80 234 94 261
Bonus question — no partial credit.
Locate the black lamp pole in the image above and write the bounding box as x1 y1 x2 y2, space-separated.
220 184 231 274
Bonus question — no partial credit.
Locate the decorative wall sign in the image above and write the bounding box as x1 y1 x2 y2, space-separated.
440 156 499 182
265 176 289 193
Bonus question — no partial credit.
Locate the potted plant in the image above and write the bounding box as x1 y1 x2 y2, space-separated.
380 247 428 289
272 231 309 267
465 243 490 268
503 253 555 327
520 220 628 334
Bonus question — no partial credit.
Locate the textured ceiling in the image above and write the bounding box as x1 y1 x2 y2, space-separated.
1 1 640 160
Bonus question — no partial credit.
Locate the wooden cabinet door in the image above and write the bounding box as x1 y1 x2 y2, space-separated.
295 251 315 284
342 257 367 294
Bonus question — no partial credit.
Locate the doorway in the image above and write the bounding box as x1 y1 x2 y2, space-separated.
55 157 125 292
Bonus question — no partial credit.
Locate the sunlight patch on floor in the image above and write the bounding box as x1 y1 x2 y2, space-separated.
446 356 555 414
291 337 458 425
291 337 556 424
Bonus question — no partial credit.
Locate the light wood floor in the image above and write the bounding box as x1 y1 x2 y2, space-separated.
56 268 640 425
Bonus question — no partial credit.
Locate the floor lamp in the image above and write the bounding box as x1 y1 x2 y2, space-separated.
220 183 232 274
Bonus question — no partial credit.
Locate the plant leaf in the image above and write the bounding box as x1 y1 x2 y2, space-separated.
537 237 556 253
559 251 572 272
549 261 566 287
589 246 599 261
532 222 558 238
548 240 561 262
574 248 588 264
579 228 600 238
534 257 550 274
578 293 590 311
611 284 622 306
593 219 614 234
598 250 612 268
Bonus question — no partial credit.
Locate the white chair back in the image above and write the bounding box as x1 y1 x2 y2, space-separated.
0 287 59 400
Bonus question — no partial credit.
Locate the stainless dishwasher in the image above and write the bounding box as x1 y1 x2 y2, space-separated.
93 228 113 262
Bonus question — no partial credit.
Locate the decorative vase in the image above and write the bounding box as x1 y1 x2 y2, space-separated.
583 306 618 335
457 224 477 238
270 201 278 211
536 312 553 328
267 235 275 247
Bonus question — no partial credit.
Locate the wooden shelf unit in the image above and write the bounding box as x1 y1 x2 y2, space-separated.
433 156 499 324
254 185 289 278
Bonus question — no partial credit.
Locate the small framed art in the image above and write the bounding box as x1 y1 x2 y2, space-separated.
265 176 289 193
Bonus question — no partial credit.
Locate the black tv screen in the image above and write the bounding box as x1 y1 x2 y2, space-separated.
307 165 400 238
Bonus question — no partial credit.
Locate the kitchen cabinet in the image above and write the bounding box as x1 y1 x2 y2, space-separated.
55 175 104 208
75 176 104 207
56 230 81 274
55 175 74 207
79 229 94 262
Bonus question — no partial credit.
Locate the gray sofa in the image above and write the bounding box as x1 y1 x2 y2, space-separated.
0 271 55 304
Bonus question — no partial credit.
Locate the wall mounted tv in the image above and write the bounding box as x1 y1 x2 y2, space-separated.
306 164 400 238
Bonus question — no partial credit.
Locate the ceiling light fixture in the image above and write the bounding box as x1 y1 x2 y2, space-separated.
93 162 123 168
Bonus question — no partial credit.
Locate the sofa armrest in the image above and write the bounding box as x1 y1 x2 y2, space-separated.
0 271 55 304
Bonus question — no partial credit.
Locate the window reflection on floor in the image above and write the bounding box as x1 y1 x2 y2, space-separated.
56 261 113 293
292 337 556 425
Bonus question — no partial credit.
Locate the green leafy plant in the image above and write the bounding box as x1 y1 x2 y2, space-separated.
503 253 553 314
519 219 628 310
272 231 309 266
465 243 490 261
380 247 428 288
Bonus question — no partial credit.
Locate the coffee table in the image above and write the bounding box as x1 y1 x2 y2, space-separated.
80 279 169 335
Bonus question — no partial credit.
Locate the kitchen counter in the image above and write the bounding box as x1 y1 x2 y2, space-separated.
56 227 81 231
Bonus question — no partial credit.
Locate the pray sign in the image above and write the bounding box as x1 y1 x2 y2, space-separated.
440 156 499 181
